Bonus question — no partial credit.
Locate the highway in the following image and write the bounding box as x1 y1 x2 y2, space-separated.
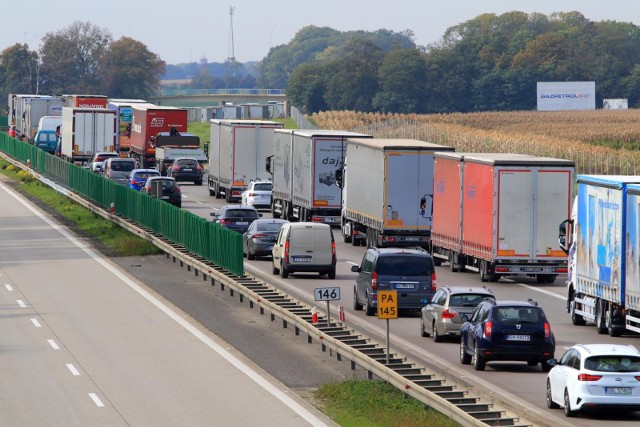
0 179 336 427
180 179 640 427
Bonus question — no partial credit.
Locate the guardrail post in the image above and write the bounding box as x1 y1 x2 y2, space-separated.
350 361 356 370
239 294 244 303
230 288 234 297
195 269 198 277
259 307 264 315
270 313 275 322
294 326 299 336
307 334 312 344
210 277 215 287
282 319 287 329
367 371 373 380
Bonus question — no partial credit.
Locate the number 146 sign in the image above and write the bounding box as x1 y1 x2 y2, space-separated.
314 287 341 301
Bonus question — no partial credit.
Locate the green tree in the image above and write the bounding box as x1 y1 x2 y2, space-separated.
373 48 427 113
98 37 165 99
0 44 39 109
286 62 330 114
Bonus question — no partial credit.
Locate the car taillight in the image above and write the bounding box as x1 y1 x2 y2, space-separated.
284 240 289 262
578 373 602 381
252 233 267 239
220 219 232 224
197 165 203 171
383 236 396 243
483 321 492 338
173 165 179 171
249 192 257 197
331 241 336 264
544 322 551 338
431 272 437 291
311 216 323 222
371 271 378 290
442 309 456 319
635 376 640 381
172 187 181 193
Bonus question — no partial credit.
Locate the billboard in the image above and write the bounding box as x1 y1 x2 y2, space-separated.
603 99 628 110
537 82 595 111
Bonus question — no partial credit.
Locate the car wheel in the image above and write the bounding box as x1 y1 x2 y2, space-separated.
473 346 486 371
365 295 376 316
247 247 255 260
541 359 553 372
432 322 443 342
280 264 289 279
564 389 577 417
420 317 429 337
328 267 336 280
546 380 559 409
353 288 363 311
197 179 203 186
459 339 471 364
271 262 279 275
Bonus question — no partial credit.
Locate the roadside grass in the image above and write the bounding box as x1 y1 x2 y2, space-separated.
0 160 162 257
315 380 461 427
188 122 211 147
272 117 297 129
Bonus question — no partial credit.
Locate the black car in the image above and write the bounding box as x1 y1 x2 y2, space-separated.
143 176 182 208
211 205 261 234
167 157 204 185
459 299 555 371
242 218 288 259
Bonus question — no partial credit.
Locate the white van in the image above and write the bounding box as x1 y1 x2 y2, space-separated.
271 222 336 279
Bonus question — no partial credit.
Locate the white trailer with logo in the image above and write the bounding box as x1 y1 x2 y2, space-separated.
60 107 116 164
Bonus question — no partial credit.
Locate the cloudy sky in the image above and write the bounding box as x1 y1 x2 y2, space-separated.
5 0 640 65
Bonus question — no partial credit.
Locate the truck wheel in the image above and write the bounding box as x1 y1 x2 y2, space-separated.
271 203 281 219
595 299 607 334
536 275 547 283
570 299 586 326
343 226 352 243
607 306 623 337
545 275 557 283
479 261 489 282
208 186 215 196
215 184 222 199
225 190 232 203
449 253 458 272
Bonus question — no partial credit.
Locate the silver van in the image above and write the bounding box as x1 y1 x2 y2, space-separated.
102 157 138 184
271 222 336 279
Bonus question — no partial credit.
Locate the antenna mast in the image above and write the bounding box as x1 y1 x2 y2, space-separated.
228 6 235 62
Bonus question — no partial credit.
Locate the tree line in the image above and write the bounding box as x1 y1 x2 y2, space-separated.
280 12 640 114
0 21 165 108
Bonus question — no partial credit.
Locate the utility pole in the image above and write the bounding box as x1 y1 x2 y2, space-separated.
225 5 236 89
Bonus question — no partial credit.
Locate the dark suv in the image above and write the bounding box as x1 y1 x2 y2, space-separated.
211 205 261 234
459 299 555 371
167 157 204 185
351 247 436 316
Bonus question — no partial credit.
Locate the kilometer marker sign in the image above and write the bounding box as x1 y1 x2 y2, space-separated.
377 290 398 364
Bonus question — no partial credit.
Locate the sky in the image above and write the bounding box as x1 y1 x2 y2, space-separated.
6 0 640 65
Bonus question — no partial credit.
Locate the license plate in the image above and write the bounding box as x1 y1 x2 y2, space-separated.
161 196 170 200
182 168 193 172
292 256 311 262
394 283 416 289
505 335 531 341
236 221 248 225
522 267 542 272
605 387 632 395
404 237 420 241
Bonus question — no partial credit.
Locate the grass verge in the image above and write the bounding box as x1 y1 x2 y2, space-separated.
0 159 162 257
314 380 461 427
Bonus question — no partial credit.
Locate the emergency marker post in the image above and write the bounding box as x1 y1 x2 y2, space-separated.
377 290 398 364
314 287 341 327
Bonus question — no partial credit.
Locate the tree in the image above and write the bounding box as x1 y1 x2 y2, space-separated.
286 62 330 114
40 21 111 94
373 48 427 113
0 44 39 108
98 37 165 99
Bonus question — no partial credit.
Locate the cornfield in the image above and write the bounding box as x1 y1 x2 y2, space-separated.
310 110 640 175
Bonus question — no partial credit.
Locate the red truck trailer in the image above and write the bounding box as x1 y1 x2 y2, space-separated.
129 105 192 168
62 94 108 109
431 152 574 283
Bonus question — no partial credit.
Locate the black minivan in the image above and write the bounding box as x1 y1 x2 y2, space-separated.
352 247 436 316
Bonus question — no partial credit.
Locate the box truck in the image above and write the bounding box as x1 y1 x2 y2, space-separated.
60 107 116 164
431 153 574 282
62 94 108 109
267 130 370 225
12 95 56 138
24 97 63 142
336 138 454 248
560 175 640 336
208 119 283 202
107 99 149 154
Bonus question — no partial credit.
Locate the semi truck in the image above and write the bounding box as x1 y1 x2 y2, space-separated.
129 105 192 168
62 94 108 109
208 119 283 202
24 97 63 141
267 129 370 225
336 138 454 248
12 94 57 138
431 152 574 282
560 175 640 336
107 99 149 154
60 107 117 164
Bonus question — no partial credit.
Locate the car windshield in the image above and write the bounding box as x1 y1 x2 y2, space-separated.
377 256 432 276
111 161 135 172
496 307 541 323
450 294 494 307
177 160 198 167
585 355 640 372
254 183 272 191
225 209 258 219
148 179 176 189
257 222 284 232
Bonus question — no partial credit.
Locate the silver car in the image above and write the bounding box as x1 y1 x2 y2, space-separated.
420 286 495 342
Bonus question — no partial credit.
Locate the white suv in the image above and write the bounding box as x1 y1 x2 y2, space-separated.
241 180 272 210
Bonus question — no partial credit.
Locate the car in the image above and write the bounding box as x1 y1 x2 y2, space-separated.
459 299 555 371
211 205 261 234
101 157 138 184
242 218 288 260
128 168 161 191
89 152 119 173
167 157 204 185
241 180 272 209
143 176 182 208
271 222 336 279
352 247 436 316
546 344 640 417
420 286 495 342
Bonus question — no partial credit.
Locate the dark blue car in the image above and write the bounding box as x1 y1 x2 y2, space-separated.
459 299 555 371
128 169 161 191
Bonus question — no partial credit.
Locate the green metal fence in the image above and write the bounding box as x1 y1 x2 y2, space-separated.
0 131 244 276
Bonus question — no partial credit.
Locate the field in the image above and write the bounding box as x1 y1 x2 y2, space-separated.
311 110 640 175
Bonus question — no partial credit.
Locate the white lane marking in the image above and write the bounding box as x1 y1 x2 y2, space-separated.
196 200 203 205
31 318 42 328
5 283 13 291
89 393 104 407
1 181 328 427
345 261 358 266
514 282 565 301
66 364 80 376
16 299 26 308
48 340 60 350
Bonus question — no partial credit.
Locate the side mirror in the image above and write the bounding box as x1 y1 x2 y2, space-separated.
258 213 263 217
265 155 273 174
461 313 470 322
335 168 344 188
210 212 218 217
351 265 361 273
546 359 558 367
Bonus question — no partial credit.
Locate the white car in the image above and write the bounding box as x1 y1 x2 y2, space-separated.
241 180 272 210
546 343 640 417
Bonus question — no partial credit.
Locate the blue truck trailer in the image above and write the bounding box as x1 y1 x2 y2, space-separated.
560 175 640 336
